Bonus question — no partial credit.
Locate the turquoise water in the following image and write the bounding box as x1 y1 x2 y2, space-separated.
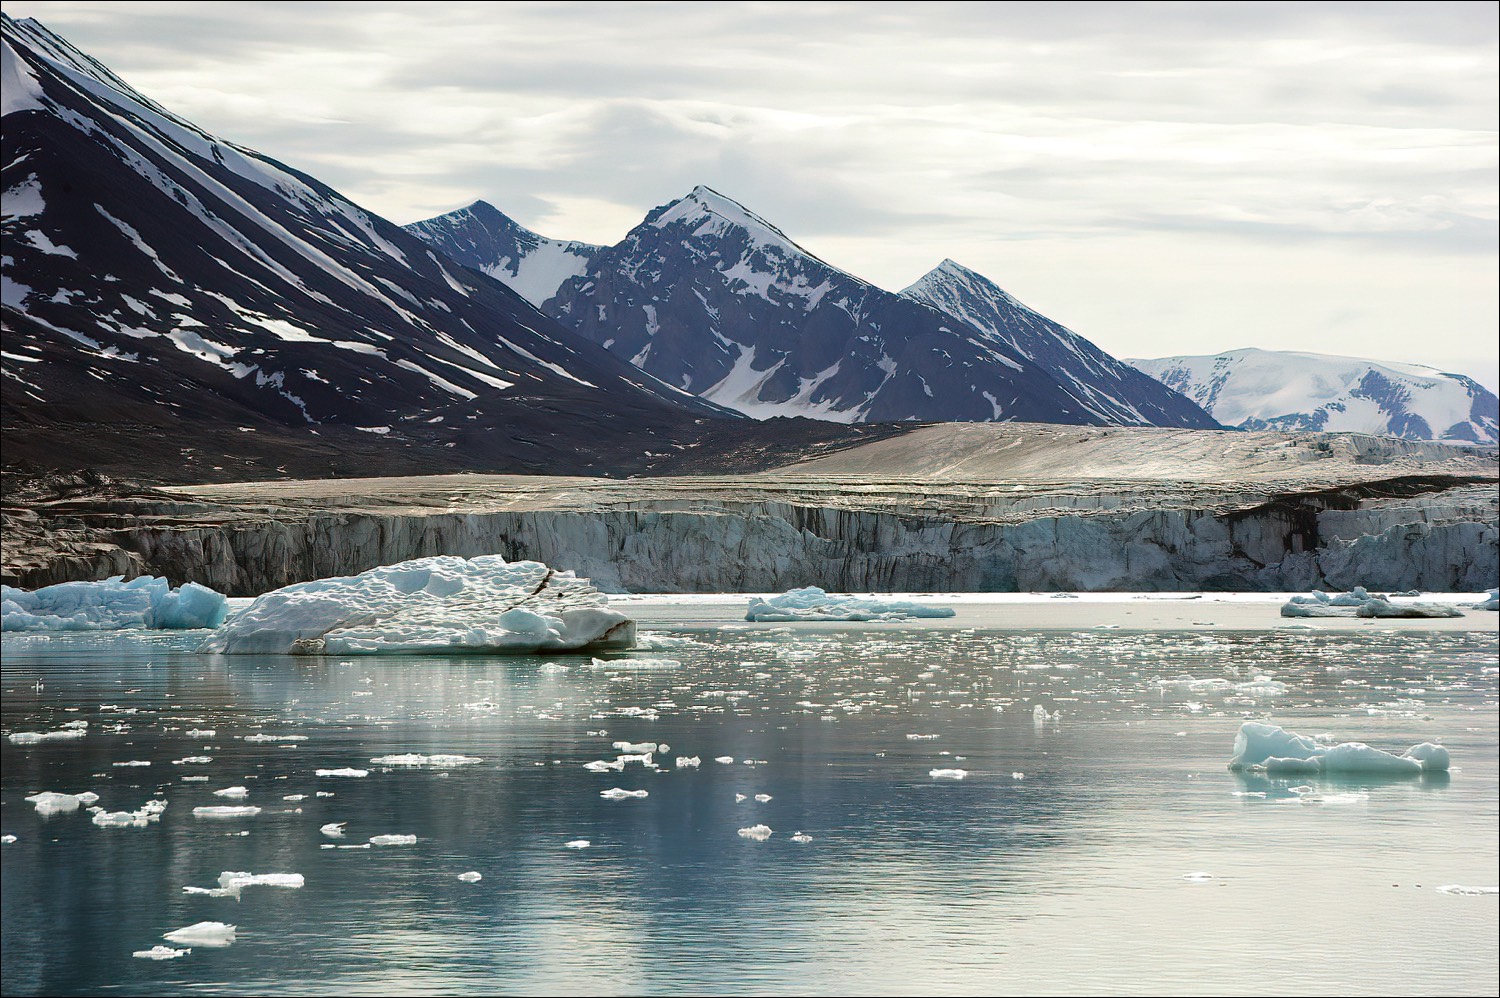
2 624 1496 996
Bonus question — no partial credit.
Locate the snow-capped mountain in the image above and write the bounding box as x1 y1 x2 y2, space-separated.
2 14 728 477
409 186 1217 427
1129 348 1498 444
405 200 602 308
901 260 1217 428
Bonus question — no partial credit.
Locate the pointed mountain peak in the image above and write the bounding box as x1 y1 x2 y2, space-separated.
645 185 793 243
903 259 1021 308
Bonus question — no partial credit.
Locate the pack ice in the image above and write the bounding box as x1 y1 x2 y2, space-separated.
2 576 228 631
1227 722 1450 775
746 587 956 622
196 555 635 655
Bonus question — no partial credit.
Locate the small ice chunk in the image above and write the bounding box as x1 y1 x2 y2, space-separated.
368 754 483 767
186 729 216 737
457 871 482 882
243 734 309 743
1 835 16 844
213 787 250 798
1404 742 1450 772
163 922 235 947
192 806 261 818
675 756 701 768
906 734 939 741
174 756 213 765
737 824 773 841
929 769 968 780
320 822 347 837
612 741 658 754
714 756 734 764
746 588 954 622
283 794 307 801
565 839 591 849
113 760 151 767
9 728 87 744
134 945 191 960
599 788 648 800
1183 872 1215 882
92 810 151 827
584 759 624 772
315 768 369 778
369 834 417 846
790 832 813 843
754 793 773 802
26 791 86 813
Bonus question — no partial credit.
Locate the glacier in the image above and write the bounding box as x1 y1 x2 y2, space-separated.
195 554 635 655
1 575 227 631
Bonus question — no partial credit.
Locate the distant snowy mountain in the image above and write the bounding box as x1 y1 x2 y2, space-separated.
901 260 1216 428
1 15 730 477
409 187 1218 428
1130 348 1498 444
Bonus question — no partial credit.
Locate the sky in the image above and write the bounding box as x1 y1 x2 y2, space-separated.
7 1 1498 390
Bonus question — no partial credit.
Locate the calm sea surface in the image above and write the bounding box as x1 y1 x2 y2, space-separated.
3 621 1496 996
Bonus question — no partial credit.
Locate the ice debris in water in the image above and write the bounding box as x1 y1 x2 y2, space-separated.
213 787 250 798
565 839 591 849
737 824 774 841
906 733 940 741
163 922 236 947
196 554 634 655
184 872 303 897
1 835 16 844
316 768 369 778
320 822 347 838
2 576 228 632
458 871 482 882
113 760 151 767
1033 706 1060 723
9 727 88 744
754 793 774 802
714 756 735 765
1281 587 1463 619
675 756 701 768
1227 722 1450 775
929 769 968 780
242 734 308 743
589 657 680 670
134 946 191 960
192 806 261 818
26 791 98 813
370 834 417 846
790 832 813 843
599 788 649 800
612 741 657 753
745 587 956 622
368 754 482 768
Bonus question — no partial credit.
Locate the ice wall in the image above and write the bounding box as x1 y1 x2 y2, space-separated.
24 485 1493 596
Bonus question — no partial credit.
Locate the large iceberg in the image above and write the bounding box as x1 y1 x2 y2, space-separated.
2 576 227 632
196 554 634 655
1228 721 1449 775
1280 587 1463 619
745 587 957 622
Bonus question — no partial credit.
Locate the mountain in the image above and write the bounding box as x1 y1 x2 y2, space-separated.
1129 348 1498 444
1 14 736 481
901 260 1217 428
408 187 1218 427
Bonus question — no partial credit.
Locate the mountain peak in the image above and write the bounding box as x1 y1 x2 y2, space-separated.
646 185 792 243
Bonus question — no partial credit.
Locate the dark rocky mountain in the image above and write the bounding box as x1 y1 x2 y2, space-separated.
1 14 745 481
901 260 1217 428
409 186 1218 427
1130 348 1498 445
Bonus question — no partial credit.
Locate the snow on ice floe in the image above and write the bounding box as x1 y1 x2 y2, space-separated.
737 824 774 841
2 576 227 631
163 922 236 947
195 555 634 655
1227 722 1449 775
184 872 303 897
746 587 956 622
134 945 191 960
368 754 482 768
1280 587 1463 619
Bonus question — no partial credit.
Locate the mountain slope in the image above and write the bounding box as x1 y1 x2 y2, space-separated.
409 186 1216 427
2 14 731 479
1129 348 1498 444
901 259 1217 428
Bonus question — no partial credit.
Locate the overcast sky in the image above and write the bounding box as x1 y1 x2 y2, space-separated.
8 1 1498 389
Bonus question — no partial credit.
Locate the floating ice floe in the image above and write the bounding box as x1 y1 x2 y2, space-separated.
589 656 680 670
714 756 735 765
790 832 813 843
368 754 482 768
213 787 250 798
174 756 213 765
565 839 591 849
1280 588 1463 619
320 822 347 838
112 760 151 767
9 727 88 744
1227 722 1450 775
1475 589 1499 612
184 872 304 897
196 555 634 655
26 790 98 814
675 756 701 769
163 922 236 947
2 576 228 632
745 587 956 622
192 806 261 818
599 788 648 800
242 734 308 743
133 946 191 960
457 871 482 882
929 769 968 780
1 835 16 844
315 768 368 778
737 824 774 841
369 834 417 846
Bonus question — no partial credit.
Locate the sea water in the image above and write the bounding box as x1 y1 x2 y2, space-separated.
2 621 1496 995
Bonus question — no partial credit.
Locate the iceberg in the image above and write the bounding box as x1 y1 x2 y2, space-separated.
196 554 634 655
163 922 235 947
1476 588 1499 611
745 587 956 622
1281 587 1464 619
1228 722 1449 775
2 576 227 631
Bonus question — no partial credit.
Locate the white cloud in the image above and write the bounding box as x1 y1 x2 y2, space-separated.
6 0 1496 386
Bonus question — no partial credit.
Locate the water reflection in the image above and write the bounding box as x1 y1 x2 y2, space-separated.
3 626 1496 995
